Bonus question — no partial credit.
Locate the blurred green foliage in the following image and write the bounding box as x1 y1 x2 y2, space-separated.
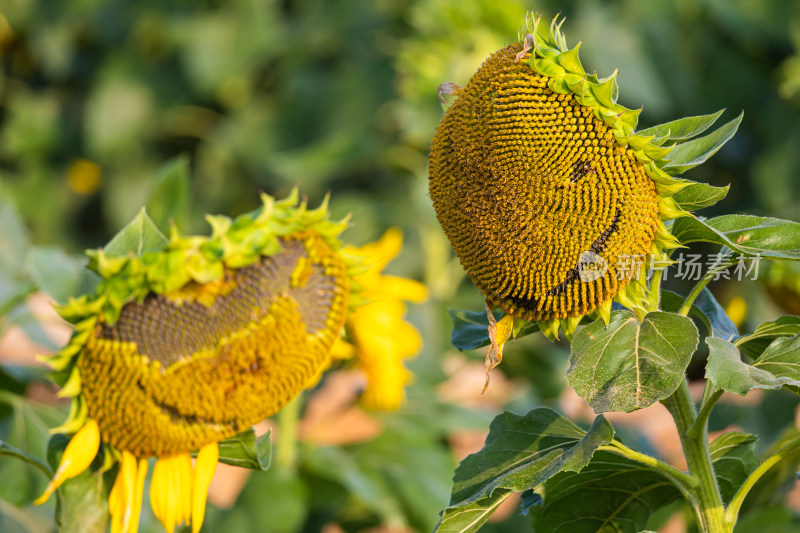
2 0 800 531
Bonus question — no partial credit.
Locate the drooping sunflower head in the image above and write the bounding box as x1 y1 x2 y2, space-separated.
49 190 352 458
429 15 688 332
37 191 429 533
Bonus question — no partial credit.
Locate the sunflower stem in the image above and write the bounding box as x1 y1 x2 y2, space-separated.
662 380 730 533
275 394 302 469
598 441 698 490
678 254 736 316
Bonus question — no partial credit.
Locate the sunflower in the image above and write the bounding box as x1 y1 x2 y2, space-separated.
334 228 428 410
429 15 693 338
34 191 366 533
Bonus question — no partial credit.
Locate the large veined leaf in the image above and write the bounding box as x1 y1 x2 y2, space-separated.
662 113 743 174
670 215 800 260
706 336 800 396
103 207 169 257
709 431 759 505
530 451 682 533
637 109 725 144
736 316 800 359
435 408 613 533
568 311 699 413
672 182 729 211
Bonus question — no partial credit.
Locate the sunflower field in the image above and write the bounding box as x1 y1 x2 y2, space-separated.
2 1 800 532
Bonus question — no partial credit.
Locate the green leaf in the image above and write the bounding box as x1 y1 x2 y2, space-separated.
0 199 29 277
706 336 800 396
46 434 113 533
216 429 271 470
448 308 538 351
356 430 453 532
637 109 725 143
694 288 740 342
0 439 52 478
26 247 87 304
531 451 682 533
662 289 739 341
567 311 699 413
734 506 800 532
737 316 800 359
435 408 614 533
304 428 454 531
103 207 168 258
672 182 729 211
206 464 308 533
709 431 759 505
662 113 743 174
303 444 406 525
0 393 63 505
670 214 800 260
146 154 191 232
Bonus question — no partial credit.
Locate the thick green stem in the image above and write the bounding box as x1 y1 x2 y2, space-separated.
275 394 302 469
662 380 729 533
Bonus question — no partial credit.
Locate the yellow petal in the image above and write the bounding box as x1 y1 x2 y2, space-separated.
120 452 137 533
151 454 195 533
330 338 356 360
34 419 100 505
356 228 403 272
165 458 178 533
150 458 173 533
192 443 219 533
108 465 123 533
369 275 428 303
109 451 146 533
129 459 148 533
177 454 194 526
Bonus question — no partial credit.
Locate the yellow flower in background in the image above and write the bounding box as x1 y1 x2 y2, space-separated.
66 159 103 195
339 229 428 410
35 192 359 533
725 296 747 329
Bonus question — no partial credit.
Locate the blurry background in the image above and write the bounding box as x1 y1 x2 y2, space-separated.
2 0 800 531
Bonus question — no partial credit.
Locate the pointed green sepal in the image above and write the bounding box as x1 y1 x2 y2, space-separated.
597 298 612 325
629 134 656 151
658 195 691 220
654 220 684 251
57 364 82 398
556 42 585 76
562 315 582 341
591 70 619 108
538 319 560 342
